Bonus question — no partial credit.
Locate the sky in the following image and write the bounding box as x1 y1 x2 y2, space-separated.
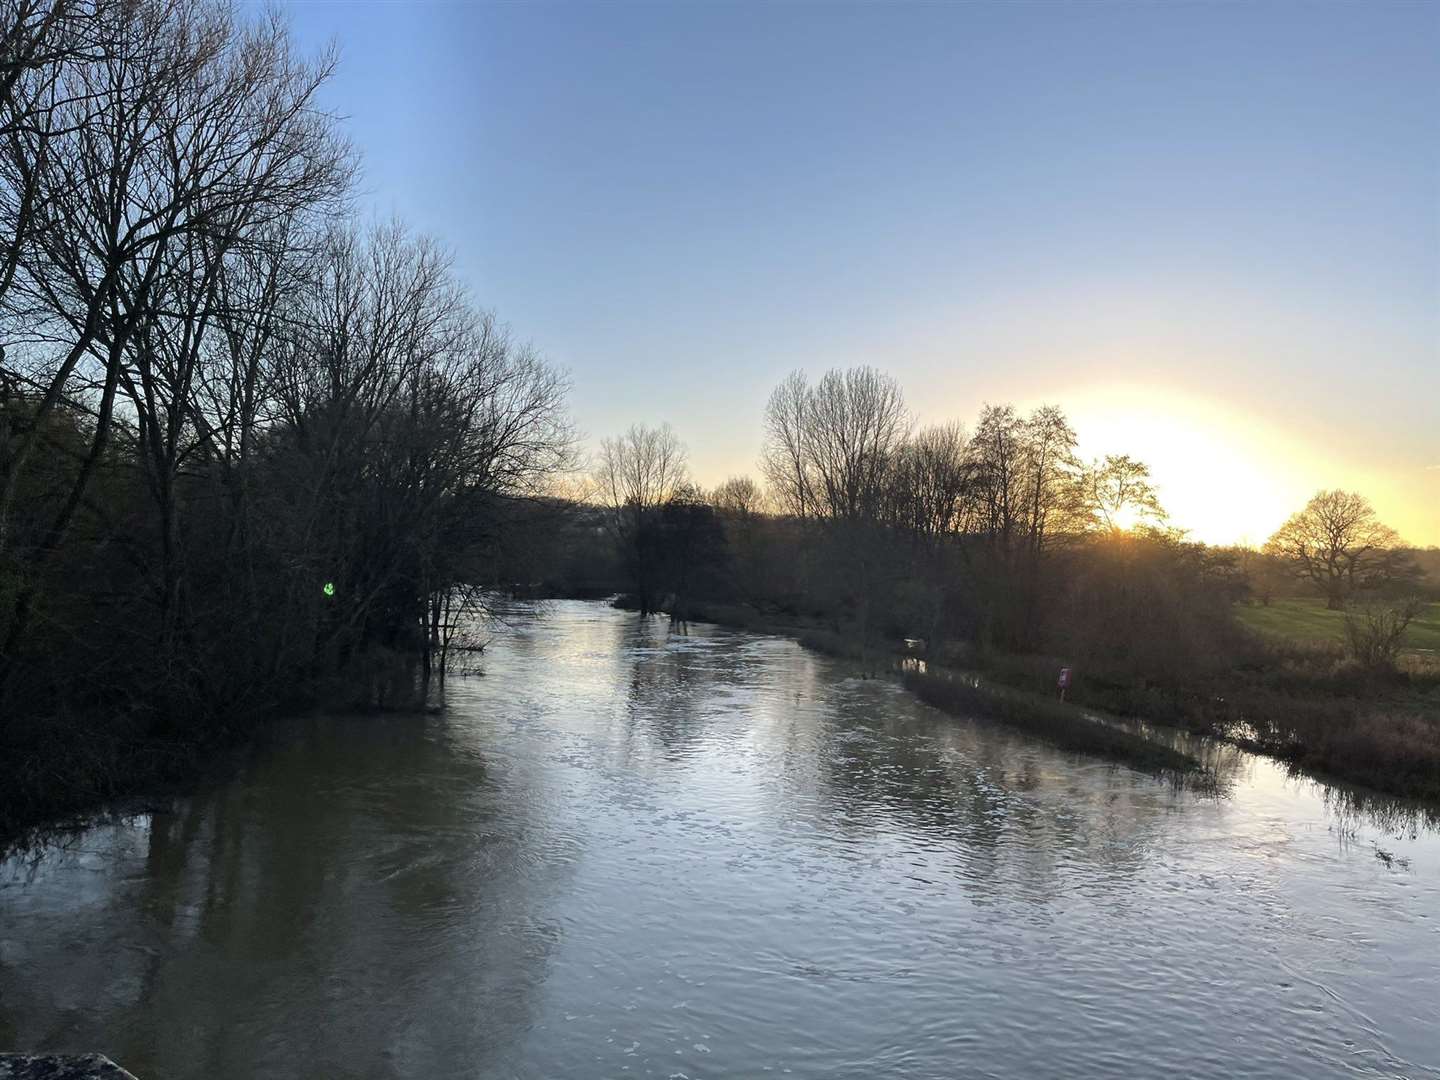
281 0 1439 547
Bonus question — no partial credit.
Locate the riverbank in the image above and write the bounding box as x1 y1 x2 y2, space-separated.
968 645 1440 802
642 599 1210 783
667 598 1440 804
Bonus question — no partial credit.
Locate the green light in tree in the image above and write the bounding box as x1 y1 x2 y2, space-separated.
323 582 335 597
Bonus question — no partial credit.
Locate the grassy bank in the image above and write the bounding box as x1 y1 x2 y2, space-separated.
962 641 1440 803
1234 598 1440 655
1231 699 1440 802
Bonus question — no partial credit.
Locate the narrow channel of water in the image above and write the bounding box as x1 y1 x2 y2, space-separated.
3 601 1437 1078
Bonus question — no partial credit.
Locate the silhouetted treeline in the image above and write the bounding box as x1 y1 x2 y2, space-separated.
574 367 1429 669
0 0 572 836
572 368 1252 677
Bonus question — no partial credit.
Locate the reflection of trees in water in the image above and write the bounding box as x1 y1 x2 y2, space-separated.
1321 781 1440 839
1074 709 1440 840
572 614 1209 906
563 610 1198 906
0 715 571 1080
806 678 1207 905
614 617 770 760
807 666 1440 896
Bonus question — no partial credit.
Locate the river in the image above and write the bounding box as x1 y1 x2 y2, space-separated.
2 601 1438 1078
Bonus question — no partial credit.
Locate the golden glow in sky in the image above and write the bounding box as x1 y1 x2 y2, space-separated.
683 378 1438 550
685 379 1438 550
1054 385 1438 548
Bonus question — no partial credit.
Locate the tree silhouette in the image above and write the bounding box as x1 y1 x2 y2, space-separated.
1264 490 1409 609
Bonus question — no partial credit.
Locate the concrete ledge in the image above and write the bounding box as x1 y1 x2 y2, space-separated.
0 1057 138 1080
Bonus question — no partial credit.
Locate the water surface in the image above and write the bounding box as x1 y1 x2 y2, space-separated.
3 601 1438 1078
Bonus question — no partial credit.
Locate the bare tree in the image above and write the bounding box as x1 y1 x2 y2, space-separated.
962 403 1086 648
1085 453 1165 532
594 422 689 615
1343 596 1425 672
883 421 971 652
967 404 1025 550
410 318 574 683
887 421 971 545
760 366 910 523
804 366 909 523
1018 405 1084 556
711 475 764 521
757 366 909 652
261 221 573 686
966 404 1085 554
1 0 113 313
760 369 812 518
0 1 582 807
595 422 689 516
1264 490 1406 610
711 474 765 601
0 0 350 680
655 482 727 632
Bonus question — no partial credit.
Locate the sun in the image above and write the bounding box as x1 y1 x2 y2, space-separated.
1063 386 1311 547
1107 504 1146 532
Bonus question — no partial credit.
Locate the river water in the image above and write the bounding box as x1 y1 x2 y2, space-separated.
2 601 1438 1079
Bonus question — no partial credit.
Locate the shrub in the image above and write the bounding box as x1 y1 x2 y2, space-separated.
1343 597 1425 673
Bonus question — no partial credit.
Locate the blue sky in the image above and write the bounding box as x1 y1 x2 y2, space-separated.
282 0 1439 544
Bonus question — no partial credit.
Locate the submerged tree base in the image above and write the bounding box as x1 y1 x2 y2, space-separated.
0 657 448 855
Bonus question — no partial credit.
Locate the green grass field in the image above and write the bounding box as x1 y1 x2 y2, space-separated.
1235 598 1440 653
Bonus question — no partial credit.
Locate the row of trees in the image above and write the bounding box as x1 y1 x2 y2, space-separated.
590 366 1420 676
594 368 1184 657
0 0 573 759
